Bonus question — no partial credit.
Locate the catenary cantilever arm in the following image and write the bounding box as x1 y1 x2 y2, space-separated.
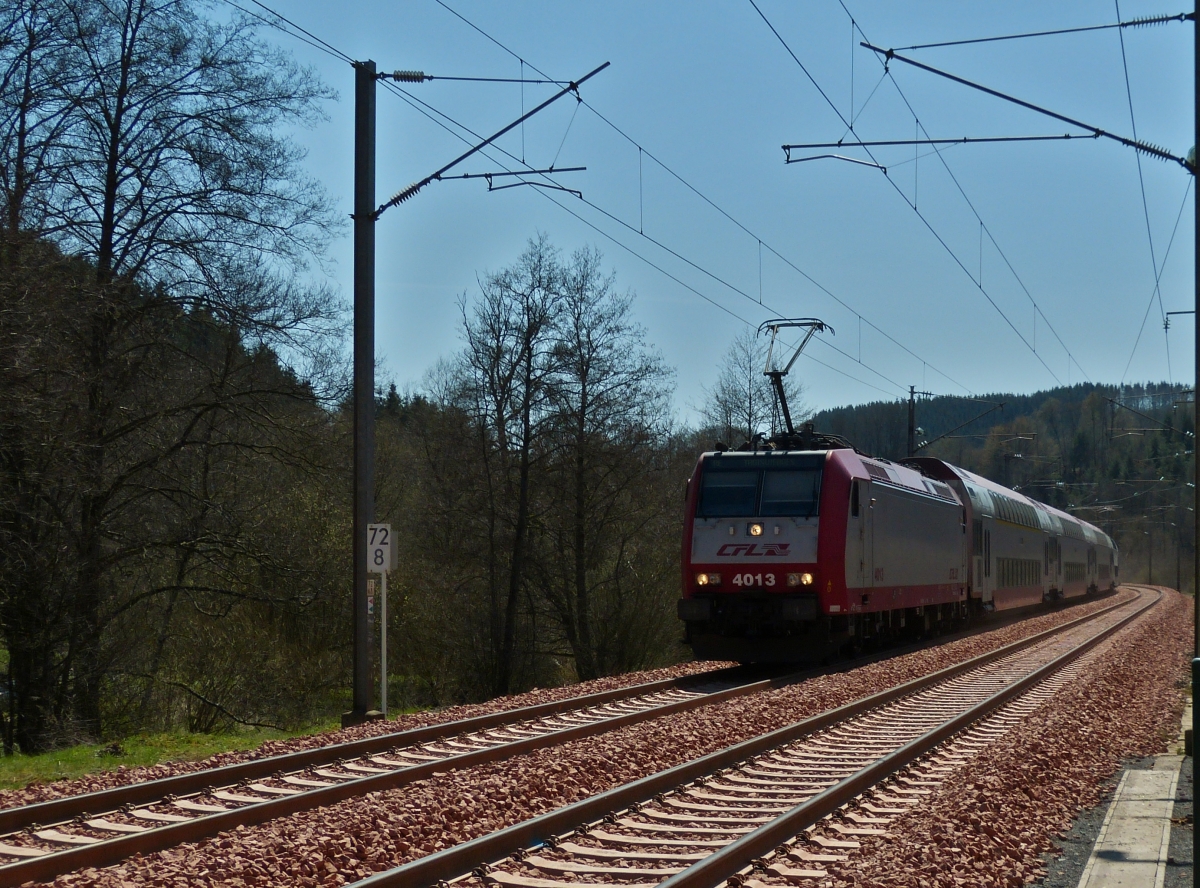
859 43 1191 171
374 62 609 217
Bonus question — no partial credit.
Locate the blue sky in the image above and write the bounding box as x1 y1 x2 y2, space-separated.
253 1 1195 420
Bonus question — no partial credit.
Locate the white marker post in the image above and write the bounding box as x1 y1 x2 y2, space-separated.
367 524 396 717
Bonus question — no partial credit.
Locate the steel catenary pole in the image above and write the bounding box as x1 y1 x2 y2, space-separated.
347 59 377 727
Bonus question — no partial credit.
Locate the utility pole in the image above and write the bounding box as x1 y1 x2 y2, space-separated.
1177 520 1182 592
1148 524 1154 585
1193 0 1199 652
1192 13 1198 848
1177 9 1196 876
345 59 377 728
905 387 937 457
336 60 607 727
908 386 916 458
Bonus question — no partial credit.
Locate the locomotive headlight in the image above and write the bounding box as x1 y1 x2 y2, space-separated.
788 572 813 586
748 523 763 536
697 572 721 586
800 572 814 585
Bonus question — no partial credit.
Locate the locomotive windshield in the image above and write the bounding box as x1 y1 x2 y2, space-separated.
699 471 758 516
697 455 824 518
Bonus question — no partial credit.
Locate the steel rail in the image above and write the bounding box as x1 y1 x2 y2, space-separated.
346 589 1146 888
0 669 790 886
657 588 1159 888
0 666 747 836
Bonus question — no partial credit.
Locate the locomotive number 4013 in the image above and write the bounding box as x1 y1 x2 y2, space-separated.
731 572 775 587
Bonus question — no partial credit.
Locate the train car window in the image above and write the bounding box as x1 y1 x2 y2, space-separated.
760 469 822 517
850 481 860 518
697 471 759 517
972 519 982 555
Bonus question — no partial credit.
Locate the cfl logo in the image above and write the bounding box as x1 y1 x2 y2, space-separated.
716 543 791 557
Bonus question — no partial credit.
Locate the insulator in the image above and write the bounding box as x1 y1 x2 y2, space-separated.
1128 14 1179 28
1134 140 1170 158
389 181 424 204
392 70 428 82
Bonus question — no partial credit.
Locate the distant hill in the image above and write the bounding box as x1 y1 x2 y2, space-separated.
812 383 1189 462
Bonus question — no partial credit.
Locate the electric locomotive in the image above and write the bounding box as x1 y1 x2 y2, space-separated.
678 318 1119 663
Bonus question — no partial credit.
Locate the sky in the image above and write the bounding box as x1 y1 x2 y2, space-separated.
241 0 1196 421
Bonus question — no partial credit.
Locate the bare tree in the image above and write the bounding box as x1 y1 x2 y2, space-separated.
456 235 563 695
701 327 806 445
0 0 78 245
539 246 673 679
393 242 684 697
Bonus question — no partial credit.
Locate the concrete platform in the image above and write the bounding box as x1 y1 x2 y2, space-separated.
1075 699 1191 888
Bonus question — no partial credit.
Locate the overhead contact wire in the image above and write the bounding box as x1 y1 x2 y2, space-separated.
382 78 897 396
241 0 909 396
841 0 1091 383
874 73 1091 383
431 0 969 396
832 26 1094 383
1115 0 1171 381
802 0 1090 385
221 0 354 63
245 0 355 62
571 191 906 392
384 88 901 395
891 12 1190 52
750 0 1049 379
577 99 956 393
1122 178 1193 382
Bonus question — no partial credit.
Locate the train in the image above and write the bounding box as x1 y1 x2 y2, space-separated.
677 422 1119 662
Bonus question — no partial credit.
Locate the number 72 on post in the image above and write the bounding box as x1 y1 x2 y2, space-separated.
367 524 397 573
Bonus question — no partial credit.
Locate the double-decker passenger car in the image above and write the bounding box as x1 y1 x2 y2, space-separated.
678 439 1118 662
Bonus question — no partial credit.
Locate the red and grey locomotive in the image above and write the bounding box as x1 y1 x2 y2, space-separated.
677 434 1117 662
678 320 1118 662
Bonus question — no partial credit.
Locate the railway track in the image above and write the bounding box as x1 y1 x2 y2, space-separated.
350 586 1157 888
0 666 778 886
0 589 1139 886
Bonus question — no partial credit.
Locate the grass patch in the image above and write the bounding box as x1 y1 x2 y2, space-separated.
0 722 340 791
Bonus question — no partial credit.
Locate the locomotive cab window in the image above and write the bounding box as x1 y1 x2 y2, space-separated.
697 455 824 518
760 469 821 517
698 471 758 517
